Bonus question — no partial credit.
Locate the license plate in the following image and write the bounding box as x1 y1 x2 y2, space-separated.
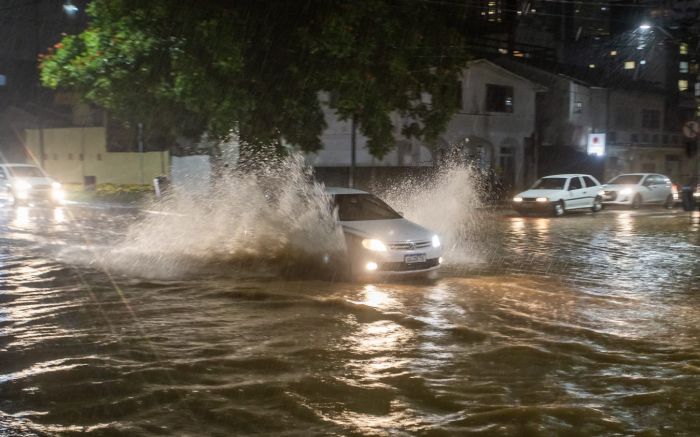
404 253 426 264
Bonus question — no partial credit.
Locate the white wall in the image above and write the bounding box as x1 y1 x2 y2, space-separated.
171 155 212 194
440 61 540 190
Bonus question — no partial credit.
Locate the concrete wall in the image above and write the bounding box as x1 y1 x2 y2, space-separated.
307 99 433 167
171 155 212 194
25 127 169 185
608 90 667 145
440 60 540 190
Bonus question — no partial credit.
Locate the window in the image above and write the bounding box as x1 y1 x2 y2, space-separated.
568 177 582 190
583 176 598 188
642 163 656 172
641 109 660 129
680 61 689 73
485 84 514 112
53 153 58 160
680 43 688 55
68 153 74 160
574 101 583 113
679 80 689 91
631 133 639 142
663 134 669 144
624 61 636 70
609 131 617 143
695 82 700 97
652 134 659 143
79 153 84 161
96 153 102 161
610 50 617 56
642 133 650 142
589 64 596 69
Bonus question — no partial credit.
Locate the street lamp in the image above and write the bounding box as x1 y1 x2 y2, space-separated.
63 1 79 16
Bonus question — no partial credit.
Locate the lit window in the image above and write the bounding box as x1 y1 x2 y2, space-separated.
498 47 508 54
574 101 583 113
610 50 617 56
589 64 596 69
695 82 700 97
680 43 688 55
624 61 635 69
679 80 689 91
640 60 646 65
680 61 689 73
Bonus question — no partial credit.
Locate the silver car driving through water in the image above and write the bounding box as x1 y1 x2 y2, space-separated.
326 187 442 279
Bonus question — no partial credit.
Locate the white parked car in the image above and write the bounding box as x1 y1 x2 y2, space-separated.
601 173 674 209
0 163 65 206
326 187 442 278
512 174 604 216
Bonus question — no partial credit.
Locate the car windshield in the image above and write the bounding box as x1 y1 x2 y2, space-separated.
8 166 44 178
531 177 567 190
333 194 402 221
608 175 643 185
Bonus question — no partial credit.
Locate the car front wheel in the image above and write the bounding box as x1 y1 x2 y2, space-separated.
632 194 642 209
591 196 603 213
552 200 565 217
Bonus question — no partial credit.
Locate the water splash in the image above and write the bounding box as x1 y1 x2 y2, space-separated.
91 153 486 279
104 154 344 279
377 161 486 264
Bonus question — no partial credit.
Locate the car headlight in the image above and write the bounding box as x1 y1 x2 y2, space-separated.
535 197 549 202
513 197 523 202
620 188 633 195
52 182 62 190
362 239 387 252
432 235 441 248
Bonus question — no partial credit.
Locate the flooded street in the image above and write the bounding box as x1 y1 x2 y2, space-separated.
1 204 699 436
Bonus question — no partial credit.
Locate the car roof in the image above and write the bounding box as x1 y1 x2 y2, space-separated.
612 173 664 177
541 174 594 178
324 187 369 195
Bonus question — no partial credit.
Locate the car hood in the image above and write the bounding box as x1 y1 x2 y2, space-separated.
339 218 435 242
603 184 638 190
515 189 563 198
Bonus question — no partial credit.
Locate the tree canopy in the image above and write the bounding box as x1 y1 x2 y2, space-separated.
41 0 474 157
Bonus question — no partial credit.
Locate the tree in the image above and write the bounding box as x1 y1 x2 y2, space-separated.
41 0 474 158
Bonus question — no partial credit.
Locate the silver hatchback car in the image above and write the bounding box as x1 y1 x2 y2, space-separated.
601 173 674 209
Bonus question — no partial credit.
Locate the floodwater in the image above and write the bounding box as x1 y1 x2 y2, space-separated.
1 204 699 436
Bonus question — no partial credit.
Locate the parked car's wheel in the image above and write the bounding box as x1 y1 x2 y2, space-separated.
632 194 642 209
663 194 674 209
591 196 603 213
552 200 565 217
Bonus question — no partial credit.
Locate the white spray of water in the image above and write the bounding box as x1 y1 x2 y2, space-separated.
91 153 486 279
377 162 486 264
104 154 344 279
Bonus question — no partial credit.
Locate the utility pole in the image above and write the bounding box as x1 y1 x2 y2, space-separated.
349 115 357 188
138 122 144 184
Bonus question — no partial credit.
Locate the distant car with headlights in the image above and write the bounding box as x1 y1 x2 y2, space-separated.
601 173 674 209
512 174 603 216
0 163 65 206
327 187 442 279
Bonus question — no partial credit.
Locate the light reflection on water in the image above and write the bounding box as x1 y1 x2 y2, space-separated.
0 207 698 435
